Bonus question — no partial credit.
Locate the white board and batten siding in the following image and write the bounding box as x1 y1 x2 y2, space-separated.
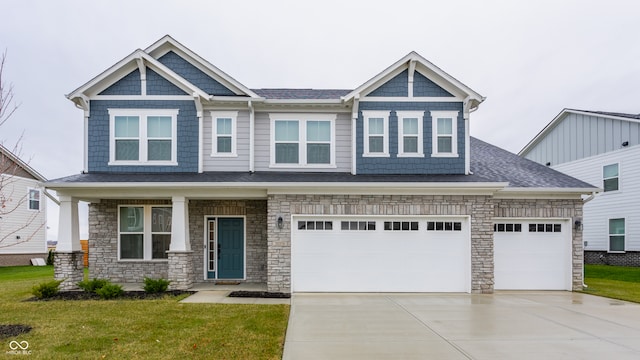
524 112 640 167
202 111 251 172
0 175 47 254
552 145 640 252
253 112 352 172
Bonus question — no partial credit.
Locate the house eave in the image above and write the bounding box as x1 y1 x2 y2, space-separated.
494 187 598 199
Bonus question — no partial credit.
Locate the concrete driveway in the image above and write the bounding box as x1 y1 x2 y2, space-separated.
283 292 640 359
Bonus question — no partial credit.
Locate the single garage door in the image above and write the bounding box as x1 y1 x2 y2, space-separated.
291 216 470 293
494 219 571 290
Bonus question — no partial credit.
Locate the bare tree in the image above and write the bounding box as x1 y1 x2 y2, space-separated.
0 50 45 249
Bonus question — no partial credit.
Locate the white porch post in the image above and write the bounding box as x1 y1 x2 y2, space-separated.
168 196 193 290
54 195 83 290
170 196 190 251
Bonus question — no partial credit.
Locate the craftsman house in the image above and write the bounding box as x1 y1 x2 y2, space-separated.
47 36 595 292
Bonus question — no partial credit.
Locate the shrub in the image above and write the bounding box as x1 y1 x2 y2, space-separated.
46 250 55 266
32 280 63 299
143 277 171 294
95 283 124 300
77 278 110 293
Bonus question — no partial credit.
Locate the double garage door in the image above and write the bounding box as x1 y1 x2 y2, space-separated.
291 216 571 292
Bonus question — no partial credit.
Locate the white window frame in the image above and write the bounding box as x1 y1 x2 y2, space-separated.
108 109 179 166
608 218 625 253
397 111 424 157
210 111 238 157
27 188 41 211
117 205 172 261
430 111 459 157
603 163 620 193
269 113 336 168
362 111 390 157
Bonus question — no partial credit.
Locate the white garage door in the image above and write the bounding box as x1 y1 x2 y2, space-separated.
494 220 571 290
291 216 470 293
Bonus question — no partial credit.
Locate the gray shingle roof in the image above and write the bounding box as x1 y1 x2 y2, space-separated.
251 89 351 100
47 137 595 190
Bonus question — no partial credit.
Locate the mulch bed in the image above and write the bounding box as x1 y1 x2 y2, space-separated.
25 290 195 301
0 325 32 339
228 291 291 298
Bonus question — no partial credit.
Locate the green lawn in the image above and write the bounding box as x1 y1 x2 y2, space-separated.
582 264 640 303
0 266 289 359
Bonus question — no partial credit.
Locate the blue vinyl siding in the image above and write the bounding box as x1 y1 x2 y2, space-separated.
88 100 198 173
158 51 238 96
413 72 454 97
367 70 409 97
357 101 465 174
99 69 141 95
146 69 188 95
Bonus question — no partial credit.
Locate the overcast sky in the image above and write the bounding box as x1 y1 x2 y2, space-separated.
2 0 639 240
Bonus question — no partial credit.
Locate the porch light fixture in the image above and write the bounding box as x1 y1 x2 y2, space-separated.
277 216 284 229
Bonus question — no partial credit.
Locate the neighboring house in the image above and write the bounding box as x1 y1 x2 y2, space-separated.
47 36 595 292
520 109 640 266
0 144 48 266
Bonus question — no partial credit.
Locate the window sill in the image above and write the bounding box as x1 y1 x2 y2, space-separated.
269 164 337 169
108 161 178 166
210 153 238 158
362 153 390 158
397 153 425 158
607 251 626 254
431 153 459 158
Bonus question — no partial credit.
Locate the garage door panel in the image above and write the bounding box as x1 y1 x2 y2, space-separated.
292 217 470 293
494 220 570 290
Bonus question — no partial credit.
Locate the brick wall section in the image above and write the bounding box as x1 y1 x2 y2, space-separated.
585 251 640 267
188 200 268 283
494 198 584 290
267 194 495 294
88 200 171 283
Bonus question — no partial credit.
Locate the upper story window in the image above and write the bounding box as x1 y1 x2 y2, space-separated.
397 111 424 157
362 111 390 157
109 109 178 166
269 113 335 167
119 205 172 260
211 111 237 157
28 189 40 211
430 111 459 157
603 163 619 192
609 218 625 252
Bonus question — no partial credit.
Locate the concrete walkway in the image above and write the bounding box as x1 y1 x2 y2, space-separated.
283 292 640 359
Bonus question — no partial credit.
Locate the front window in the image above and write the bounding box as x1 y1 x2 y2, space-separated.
609 218 625 252
431 111 459 157
211 111 238 157
603 163 619 192
28 189 41 210
119 205 172 260
397 111 424 157
362 111 389 157
109 109 178 165
270 114 335 167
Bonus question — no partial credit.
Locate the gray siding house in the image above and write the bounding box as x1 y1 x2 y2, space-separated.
520 109 640 266
48 36 595 293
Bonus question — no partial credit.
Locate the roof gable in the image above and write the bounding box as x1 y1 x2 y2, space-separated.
157 51 237 96
343 52 484 109
0 144 46 181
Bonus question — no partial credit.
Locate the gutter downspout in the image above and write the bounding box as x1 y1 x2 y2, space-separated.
249 100 255 173
581 191 598 288
351 95 360 175
463 96 471 175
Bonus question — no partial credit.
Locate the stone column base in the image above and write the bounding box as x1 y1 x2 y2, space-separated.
168 251 194 290
54 251 84 290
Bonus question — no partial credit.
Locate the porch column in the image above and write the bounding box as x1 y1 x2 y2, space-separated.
168 196 193 290
54 195 83 290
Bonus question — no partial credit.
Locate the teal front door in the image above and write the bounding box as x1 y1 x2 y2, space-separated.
217 218 244 279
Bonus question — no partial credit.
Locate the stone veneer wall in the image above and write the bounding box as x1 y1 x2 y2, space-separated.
88 200 171 283
585 251 640 267
267 194 495 294
493 198 584 291
188 200 268 283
